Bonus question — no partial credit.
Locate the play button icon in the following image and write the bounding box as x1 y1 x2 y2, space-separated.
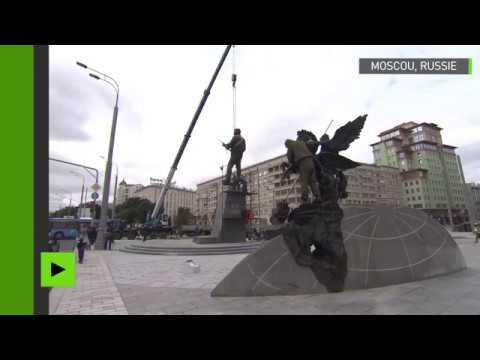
41 252 76 288
51 262 65 277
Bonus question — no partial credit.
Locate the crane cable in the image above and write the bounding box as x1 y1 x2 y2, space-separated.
232 45 237 130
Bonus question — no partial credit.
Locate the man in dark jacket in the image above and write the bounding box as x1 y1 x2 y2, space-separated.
77 224 89 264
87 225 97 250
284 139 321 203
104 224 114 250
222 128 246 185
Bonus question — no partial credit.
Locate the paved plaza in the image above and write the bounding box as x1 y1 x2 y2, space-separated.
50 232 480 315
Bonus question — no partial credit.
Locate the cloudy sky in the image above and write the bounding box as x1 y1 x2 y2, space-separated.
49 45 480 211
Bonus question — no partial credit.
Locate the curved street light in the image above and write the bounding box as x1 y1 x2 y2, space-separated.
77 61 120 249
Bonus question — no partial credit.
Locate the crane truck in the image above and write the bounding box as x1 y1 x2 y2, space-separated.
138 45 232 240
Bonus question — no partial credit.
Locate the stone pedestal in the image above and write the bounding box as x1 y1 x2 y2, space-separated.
194 187 247 244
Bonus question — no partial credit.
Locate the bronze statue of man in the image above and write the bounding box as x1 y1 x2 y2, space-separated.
284 139 321 203
222 128 246 185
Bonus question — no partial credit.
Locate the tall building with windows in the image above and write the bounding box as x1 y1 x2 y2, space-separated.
465 183 480 221
195 155 404 226
133 183 196 225
371 122 467 221
116 179 144 205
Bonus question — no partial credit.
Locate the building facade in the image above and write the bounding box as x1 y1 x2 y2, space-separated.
133 183 196 225
342 164 404 207
195 155 404 226
371 122 467 221
116 179 144 205
466 183 480 222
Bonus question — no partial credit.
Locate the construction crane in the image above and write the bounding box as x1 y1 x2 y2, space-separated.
141 45 233 239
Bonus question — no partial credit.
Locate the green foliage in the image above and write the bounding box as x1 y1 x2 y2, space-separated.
50 206 76 218
115 197 154 224
176 207 195 228
49 203 107 220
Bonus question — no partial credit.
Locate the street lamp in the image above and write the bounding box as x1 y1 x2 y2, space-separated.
49 158 100 221
100 156 119 220
77 61 120 250
70 171 86 218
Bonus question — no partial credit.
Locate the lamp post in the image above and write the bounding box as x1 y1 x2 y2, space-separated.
101 156 119 220
257 167 261 226
70 171 86 218
77 61 120 250
49 158 99 221
220 165 224 219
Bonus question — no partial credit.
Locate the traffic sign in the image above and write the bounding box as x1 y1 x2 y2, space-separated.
91 183 101 191
91 192 99 200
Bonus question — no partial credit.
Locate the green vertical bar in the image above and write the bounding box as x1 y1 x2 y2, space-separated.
0 45 34 314
468 58 473 75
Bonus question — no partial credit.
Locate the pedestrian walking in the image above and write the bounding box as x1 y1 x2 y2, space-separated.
76 224 89 264
473 222 480 244
104 224 114 250
87 225 97 250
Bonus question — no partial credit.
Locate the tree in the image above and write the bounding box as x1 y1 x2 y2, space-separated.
176 207 195 228
50 203 111 220
50 206 76 218
115 197 154 224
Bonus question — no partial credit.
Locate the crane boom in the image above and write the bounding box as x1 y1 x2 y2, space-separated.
151 45 232 220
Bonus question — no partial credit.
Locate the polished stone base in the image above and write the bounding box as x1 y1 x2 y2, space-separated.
211 207 467 297
194 188 246 244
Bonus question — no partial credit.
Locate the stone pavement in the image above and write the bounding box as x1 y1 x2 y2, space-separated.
50 250 128 315
50 232 480 315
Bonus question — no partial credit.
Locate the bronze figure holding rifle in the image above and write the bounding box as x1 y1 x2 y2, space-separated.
221 128 246 185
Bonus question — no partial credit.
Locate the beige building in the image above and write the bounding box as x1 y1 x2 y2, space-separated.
116 179 144 205
134 183 196 225
195 154 404 226
342 163 404 207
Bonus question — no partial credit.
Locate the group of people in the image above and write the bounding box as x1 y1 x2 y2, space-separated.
76 224 115 264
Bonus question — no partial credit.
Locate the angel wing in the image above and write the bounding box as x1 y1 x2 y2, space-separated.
327 114 367 152
316 153 361 172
